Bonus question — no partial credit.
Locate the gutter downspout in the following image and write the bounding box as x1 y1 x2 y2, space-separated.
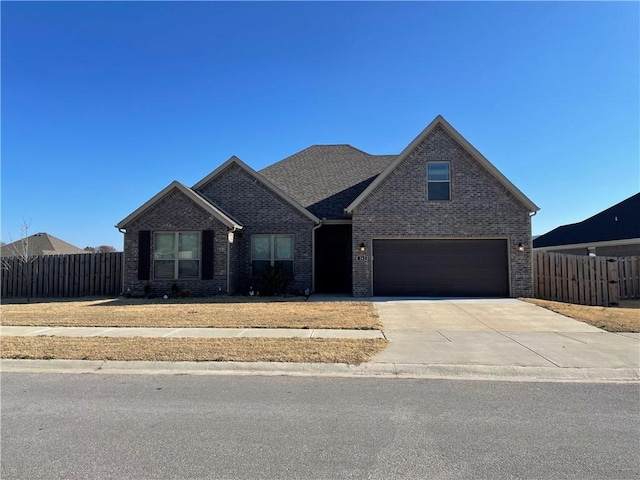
311 221 323 293
529 210 537 247
115 226 126 295
528 211 538 297
227 226 242 294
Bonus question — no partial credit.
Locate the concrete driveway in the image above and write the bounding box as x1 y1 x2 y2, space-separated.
372 299 640 369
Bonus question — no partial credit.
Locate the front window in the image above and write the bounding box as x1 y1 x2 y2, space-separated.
154 232 200 279
251 235 293 278
427 162 450 201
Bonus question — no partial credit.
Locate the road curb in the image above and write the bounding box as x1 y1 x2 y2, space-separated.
1 359 639 383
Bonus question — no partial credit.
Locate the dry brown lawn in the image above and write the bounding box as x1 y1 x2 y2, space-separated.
522 298 640 332
0 298 380 330
0 336 387 364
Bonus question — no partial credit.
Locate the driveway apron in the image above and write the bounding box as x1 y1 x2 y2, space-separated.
372 299 640 369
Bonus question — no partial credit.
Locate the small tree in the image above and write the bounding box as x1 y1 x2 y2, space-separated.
3 219 36 302
96 245 118 253
84 246 117 253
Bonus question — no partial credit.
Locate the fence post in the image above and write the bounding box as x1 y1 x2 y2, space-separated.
606 258 620 306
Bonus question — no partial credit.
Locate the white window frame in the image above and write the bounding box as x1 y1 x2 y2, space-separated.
153 231 201 280
250 234 294 277
427 161 451 201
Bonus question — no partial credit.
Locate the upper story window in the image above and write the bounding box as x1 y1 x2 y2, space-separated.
251 234 294 278
154 232 200 279
427 162 450 201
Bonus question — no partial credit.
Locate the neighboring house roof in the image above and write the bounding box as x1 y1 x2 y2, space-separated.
116 181 243 230
533 192 640 248
346 115 540 214
1 233 87 257
260 145 396 219
192 156 321 224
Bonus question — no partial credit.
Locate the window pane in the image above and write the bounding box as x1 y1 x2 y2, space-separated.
154 260 175 279
274 236 293 260
154 233 175 260
178 260 199 278
428 182 450 201
252 236 271 260
252 260 271 277
274 260 293 278
179 233 199 259
428 162 450 181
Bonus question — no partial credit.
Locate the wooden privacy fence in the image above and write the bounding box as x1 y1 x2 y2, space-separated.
1 252 123 299
533 252 640 306
617 256 640 301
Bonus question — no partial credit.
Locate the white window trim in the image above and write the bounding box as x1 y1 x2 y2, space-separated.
153 231 201 280
427 161 451 201
250 234 294 276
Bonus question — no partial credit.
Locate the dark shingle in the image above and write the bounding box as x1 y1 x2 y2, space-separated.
260 145 396 219
534 193 640 247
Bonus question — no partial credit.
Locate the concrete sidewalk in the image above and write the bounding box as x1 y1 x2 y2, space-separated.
0 325 384 339
2 298 638 383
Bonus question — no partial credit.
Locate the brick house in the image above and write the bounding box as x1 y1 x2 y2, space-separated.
116 115 539 297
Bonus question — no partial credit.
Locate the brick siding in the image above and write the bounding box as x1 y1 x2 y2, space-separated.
197 163 315 295
122 189 230 297
352 125 534 297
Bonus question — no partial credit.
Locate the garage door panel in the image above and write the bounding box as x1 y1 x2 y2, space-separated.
373 239 509 297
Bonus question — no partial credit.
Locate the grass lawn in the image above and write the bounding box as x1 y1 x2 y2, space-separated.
0 337 387 364
0 297 380 330
522 298 640 333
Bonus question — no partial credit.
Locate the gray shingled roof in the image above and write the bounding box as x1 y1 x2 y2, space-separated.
260 145 396 219
1 233 87 257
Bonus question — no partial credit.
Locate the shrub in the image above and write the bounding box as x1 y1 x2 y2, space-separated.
257 267 289 296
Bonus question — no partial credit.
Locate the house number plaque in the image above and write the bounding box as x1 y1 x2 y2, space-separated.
356 255 369 261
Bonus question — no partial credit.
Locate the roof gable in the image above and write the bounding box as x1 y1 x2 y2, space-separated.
260 145 396 219
193 156 320 223
534 192 640 247
1 233 86 257
345 115 539 214
116 181 242 230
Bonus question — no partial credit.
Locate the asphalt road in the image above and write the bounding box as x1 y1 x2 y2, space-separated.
1 374 638 480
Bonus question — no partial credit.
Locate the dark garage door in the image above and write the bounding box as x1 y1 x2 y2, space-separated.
373 239 509 297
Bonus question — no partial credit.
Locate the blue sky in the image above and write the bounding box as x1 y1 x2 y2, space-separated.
2 1 638 250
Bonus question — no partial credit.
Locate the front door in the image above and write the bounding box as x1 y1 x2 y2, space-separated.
315 225 352 293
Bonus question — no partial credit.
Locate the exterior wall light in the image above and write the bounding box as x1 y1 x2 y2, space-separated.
517 242 525 252
359 242 366 253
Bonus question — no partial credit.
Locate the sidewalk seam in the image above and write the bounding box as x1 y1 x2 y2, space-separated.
451 303 561 368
